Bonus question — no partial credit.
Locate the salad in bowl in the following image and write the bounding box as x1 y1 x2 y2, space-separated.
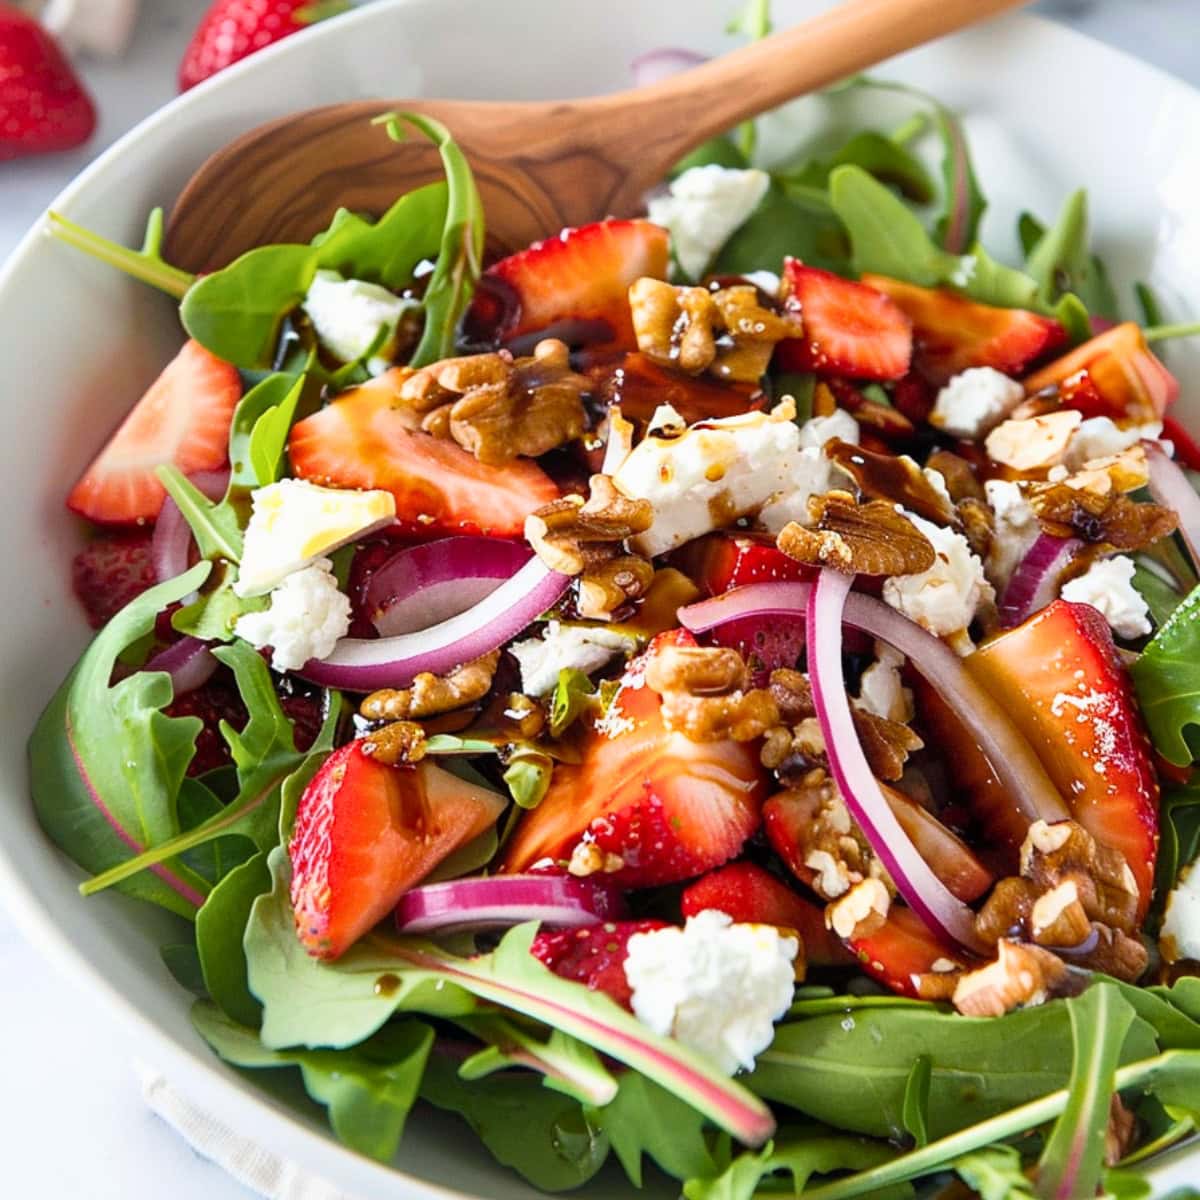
27 13 1200 1199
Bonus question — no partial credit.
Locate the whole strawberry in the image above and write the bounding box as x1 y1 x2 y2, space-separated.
178 0 346 92
0 4 96 162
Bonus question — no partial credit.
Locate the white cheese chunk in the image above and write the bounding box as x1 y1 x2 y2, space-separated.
1059 555 1151 640
984 479 1040 590
509 620 636 697
1065 416 1164 469
235 558 351 672
855 641 914 724
931 367 1024 439
302 269 413 373
1161 860 1200 964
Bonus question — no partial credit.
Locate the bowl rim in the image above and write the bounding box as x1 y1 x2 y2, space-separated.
3 2 1200 1196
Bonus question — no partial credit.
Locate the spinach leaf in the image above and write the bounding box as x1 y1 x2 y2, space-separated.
29 563 213 920
1133 563 1187 629
192 1001 433 1162
1153 785 1200 919
713 182 849 277
180 181 448 369
1131 584 1200 765
931 104 986 254
161 942 207 995
748 998 1157 1142
376 112 484 367
177 777 256 885
503 747 554 809
1024 190 1119 320
1036 983 1136 1200
681 1131 897 1200
673 137 748 175
229 368 321 490
782 131 934 204
900 1054 931 1147
420 1053 611 1192
953 1146 1036 1200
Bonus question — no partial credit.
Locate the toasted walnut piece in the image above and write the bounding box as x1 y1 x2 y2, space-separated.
710 285 798 382
825 440 959 527
501 692 546 740
985 410 1082 471
912 969 966 1002
975 877 1039 947
525 474 653 575
925 450 986 503
360 720 428 766
957 496 995 561
360 651 501 722
1063 445 1150 496
778 493 936 577
1105 1096 1138 1168
567 841 625 878
578 553 655 621
952 939 1069 1017
1028 477 1177 552
645 643 779 741
854 710 924 782
646 644 750 695
827 878 891 940
1030 879 1093 948
1069 923 1149 982
768 669 814 724
420 403 453 439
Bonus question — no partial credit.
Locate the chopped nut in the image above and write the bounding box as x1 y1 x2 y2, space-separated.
645 643 779 741
567 840 624 877
975 877 1039 947
985 411 1082 471
827 877 891 940
912 969 966 1002
952 939 1068 1017
925 450 985 503
777 493 935 577
360 720 427 766
500 692 546 740
1062 445 1150 496
360 651 500 721
1068 923 1149 982
825 440 959 527
400 340 589 464
853 709 924 782
629 277 798 383
525 474 653 575
957 496 995 561
1027 478 1177 552
577 553 655 621
1030 879 1092 948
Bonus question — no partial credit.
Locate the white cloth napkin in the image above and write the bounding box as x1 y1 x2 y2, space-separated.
139 1066 360 1200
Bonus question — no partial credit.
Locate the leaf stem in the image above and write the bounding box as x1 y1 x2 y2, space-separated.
1143 322 1200 344
46 210 195 299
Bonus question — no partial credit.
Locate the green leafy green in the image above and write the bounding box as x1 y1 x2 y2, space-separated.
171 565 266 643
673 137 748 176
503 747 554 809
161 942 207 995
931 105 986 254
29 563 214 919
549 668 596 737
176 777 256 886
1134 563 1187 628
953 1146 1036 1200
1036 984 1136 1200
900 1054 931 1147
157 466 244 564
1023 190 1119 320
192 1001 433 1162
1132 584 1200 765
781 130 934 204
713 182 849 277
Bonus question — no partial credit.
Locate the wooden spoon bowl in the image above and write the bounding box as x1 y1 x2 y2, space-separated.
165 0 1028 273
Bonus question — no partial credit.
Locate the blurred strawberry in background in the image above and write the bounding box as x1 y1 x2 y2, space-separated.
178 0 348 91
0 2 96 160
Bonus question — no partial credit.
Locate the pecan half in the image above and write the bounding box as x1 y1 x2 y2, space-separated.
577 552 655 621
825 440 959 527
952 939 1069 1017
360 651 500 722
360 720 427 766
957 496 995 561
525 474 654 575
1028 480 1177 551
925 450 985 503
777 492 935 577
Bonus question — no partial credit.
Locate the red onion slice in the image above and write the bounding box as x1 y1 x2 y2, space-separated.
680 582 1069 829
807 569 989 954
144 636 218 696
1146 441 1200 568
366 537 532 637
998 534 1083 628
298 557 571 692
151 469 229 584
396 873 626 935
630 47 708 88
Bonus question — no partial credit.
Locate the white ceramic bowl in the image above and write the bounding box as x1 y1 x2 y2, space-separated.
2 2 1199 1195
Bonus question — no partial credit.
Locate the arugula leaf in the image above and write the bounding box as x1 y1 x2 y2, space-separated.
29 563 213 919
1036 983 1136 1200
781 131 934 204
157 466 244 564
420 1053 612 1192
503 747 554 808
931 104 986 254
549 668 596 737
1133 563 1187 628
375 112 484 368
900 1054 931 1147
714 182 850 277
192 1001 433 1162
177 777 256 885
1151 784 1200 922
749 997 1157 1142
1024 190 1119 320
953 1146 1036 1200
172 565 266 643
1132 584 1200 765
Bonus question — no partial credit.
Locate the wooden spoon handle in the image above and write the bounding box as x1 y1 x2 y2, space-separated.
604 0 1029 166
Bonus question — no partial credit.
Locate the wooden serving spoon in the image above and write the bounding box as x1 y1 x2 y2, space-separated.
165 0 1029 272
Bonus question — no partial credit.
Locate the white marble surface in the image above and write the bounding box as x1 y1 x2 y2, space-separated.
1 3 1198 1198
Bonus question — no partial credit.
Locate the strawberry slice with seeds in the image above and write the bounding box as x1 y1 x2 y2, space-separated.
289 373 559 538
776 260 913 381
847 906 970 999
530 919 670 1008
678 532 813 597
466 219 669 351
291 742 507 959
501 630 767 886
967 599 1159 917
67 340 241 525
71 531 157 628
861 274 1067 385
682 861 851 966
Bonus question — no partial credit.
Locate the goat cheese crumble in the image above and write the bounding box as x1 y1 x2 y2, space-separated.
855 641 914 724
1059 555 1151 640
797 408 860 450
509 621 637 696
235 478 395 597
235 558 351 672
302 269 414 373
1161 860 1200 964
623 910 798 1074
1065 416 1164 469
647 165 770 281
882 512 993 651
985 410 1082 471
984 478 1039 589
930 367 1025 439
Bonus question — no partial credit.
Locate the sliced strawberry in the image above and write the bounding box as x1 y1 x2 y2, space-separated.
466 219 670 351
1022 323 1179 423
501 631 767 886
678 532 813 598
584 352 763 427
681 861 852 966
847 906 969 999
861 274 1067 386
290 743 507 959
67 340 241 525
71 530 156 627
776 260 913 381
763 784 992 903
530 919 670 1009
967 599 1159 917
289 374 559 538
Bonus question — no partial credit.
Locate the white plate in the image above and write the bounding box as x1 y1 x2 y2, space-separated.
1 1 1197 1196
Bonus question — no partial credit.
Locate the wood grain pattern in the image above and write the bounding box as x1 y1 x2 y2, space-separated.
165 0 1029 272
